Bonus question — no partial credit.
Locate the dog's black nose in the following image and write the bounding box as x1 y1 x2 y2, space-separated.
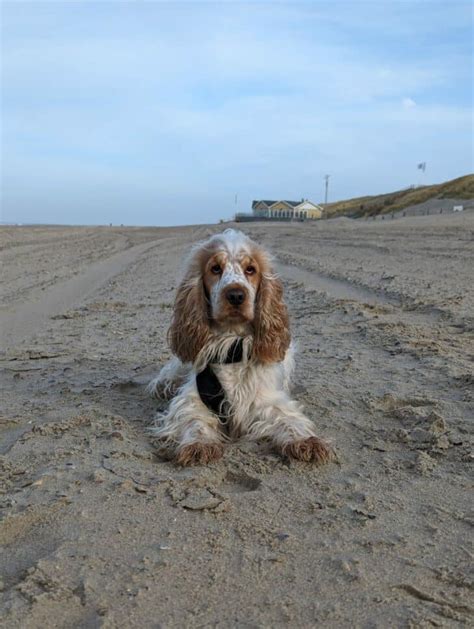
226 288 246 306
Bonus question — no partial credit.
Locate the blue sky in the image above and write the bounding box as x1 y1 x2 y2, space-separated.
1 1 473 226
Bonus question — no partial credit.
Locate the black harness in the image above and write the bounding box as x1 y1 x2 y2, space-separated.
196 339 244 424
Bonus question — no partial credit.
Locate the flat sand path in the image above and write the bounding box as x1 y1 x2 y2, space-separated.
0 238 166 349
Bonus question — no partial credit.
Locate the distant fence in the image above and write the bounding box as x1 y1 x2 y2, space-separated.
367 202 474 221
235 213 313 223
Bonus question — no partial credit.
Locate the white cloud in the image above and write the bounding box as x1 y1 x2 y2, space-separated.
402 97 417 109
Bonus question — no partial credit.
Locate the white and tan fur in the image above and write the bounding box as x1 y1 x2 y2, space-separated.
148 229 333 466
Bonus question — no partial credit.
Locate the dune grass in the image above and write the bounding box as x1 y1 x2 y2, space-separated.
324 174 474 218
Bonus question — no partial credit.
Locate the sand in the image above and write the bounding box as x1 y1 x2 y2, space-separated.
1 214 473 628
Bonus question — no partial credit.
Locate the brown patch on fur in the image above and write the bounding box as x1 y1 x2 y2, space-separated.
281 437 334 464
175 442 224 466
252 250 290 363
168 271 211 363
238 254 261 291
168 240 228 361
202 252 228 294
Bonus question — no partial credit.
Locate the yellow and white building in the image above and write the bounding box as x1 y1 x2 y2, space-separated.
251 199 324 220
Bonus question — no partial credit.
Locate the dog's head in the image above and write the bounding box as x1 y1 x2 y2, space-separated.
168 229 290 364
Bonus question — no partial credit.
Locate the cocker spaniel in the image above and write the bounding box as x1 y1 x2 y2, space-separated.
148 229 333 466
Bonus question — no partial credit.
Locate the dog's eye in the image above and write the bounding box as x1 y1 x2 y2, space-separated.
211 264 222 275
245 265 256 275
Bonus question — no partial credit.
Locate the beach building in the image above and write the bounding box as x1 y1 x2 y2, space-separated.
251 199 324 220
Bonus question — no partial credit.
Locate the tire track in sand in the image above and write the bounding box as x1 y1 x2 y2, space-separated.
0 236 176 349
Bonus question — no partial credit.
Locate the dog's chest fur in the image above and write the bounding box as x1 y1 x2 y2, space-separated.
212 360 285 419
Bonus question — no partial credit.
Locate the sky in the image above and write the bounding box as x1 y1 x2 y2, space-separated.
1 0 473 226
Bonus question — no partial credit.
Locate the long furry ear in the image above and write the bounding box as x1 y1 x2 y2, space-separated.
168 274 210 364
252 272 291 363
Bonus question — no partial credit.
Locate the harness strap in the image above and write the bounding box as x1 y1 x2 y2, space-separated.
196 339 244 423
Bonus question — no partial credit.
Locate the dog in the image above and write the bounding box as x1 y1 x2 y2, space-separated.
148 228 333 466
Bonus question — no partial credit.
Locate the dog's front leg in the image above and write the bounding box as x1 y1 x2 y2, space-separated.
248 393 334 464
151 380 225 465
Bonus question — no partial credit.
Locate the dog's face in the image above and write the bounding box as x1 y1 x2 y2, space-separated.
169 229 290 364
202 247 261 325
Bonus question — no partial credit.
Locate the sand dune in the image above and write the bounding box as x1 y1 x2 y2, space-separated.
1 213 473 627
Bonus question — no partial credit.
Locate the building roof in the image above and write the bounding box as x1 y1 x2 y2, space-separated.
252 199 323 210
252 200 277 208
252 199 303 208
295 200 324 211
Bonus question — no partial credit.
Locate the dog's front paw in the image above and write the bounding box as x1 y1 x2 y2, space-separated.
175 442 224 466
147 376 175 401
282 436 334 465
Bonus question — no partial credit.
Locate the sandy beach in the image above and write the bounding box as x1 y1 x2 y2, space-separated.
1 214 473 627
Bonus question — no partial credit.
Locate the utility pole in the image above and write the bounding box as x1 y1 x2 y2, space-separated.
324 174 330 205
